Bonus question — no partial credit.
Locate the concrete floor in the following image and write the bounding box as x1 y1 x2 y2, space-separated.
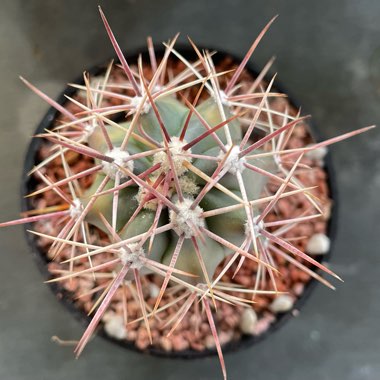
0 1 379 379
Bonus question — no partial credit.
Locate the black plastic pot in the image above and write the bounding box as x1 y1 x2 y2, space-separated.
21 46 338 359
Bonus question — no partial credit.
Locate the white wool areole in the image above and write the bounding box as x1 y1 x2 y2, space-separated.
102 147 134 179
169 197 205 238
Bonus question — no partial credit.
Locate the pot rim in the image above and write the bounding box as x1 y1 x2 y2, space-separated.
20 44 338 359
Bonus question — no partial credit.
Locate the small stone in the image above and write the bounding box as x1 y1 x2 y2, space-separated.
200 323 210 334
126 330 137 341
255 297 269 311
293 282 304 296
189 313 202 326
219 331 233 345
253 314 276 336
269 295 294 313
277 198 294 218
225 314 239 328
234 274 252 287
159 336 172 352
292 309 300 317
135 337 150 350
239 308 258 335
148 283 160 298
171 335 190 351
103 314 127 340
63 279 78 292
205 335 216 349
205 331 233 348
306 233 330 255
190 341 205 351
137 327 149 341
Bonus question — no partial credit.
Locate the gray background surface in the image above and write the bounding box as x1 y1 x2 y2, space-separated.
0 1 379 379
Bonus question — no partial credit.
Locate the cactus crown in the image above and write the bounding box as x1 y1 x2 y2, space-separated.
0 7 374 380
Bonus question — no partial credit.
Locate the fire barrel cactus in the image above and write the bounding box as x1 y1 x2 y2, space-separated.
0 7 374 380
84 80 273 282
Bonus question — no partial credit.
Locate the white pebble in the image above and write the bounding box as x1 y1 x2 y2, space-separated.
306 233 330 255
269 295 294 313
305 144 328 163
148 283 160 298
103 315 127 340
239 308 258 335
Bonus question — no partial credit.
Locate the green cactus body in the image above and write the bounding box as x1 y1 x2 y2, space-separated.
82 94 273 282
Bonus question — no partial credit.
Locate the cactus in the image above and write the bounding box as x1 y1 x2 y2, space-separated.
0 7 375 380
